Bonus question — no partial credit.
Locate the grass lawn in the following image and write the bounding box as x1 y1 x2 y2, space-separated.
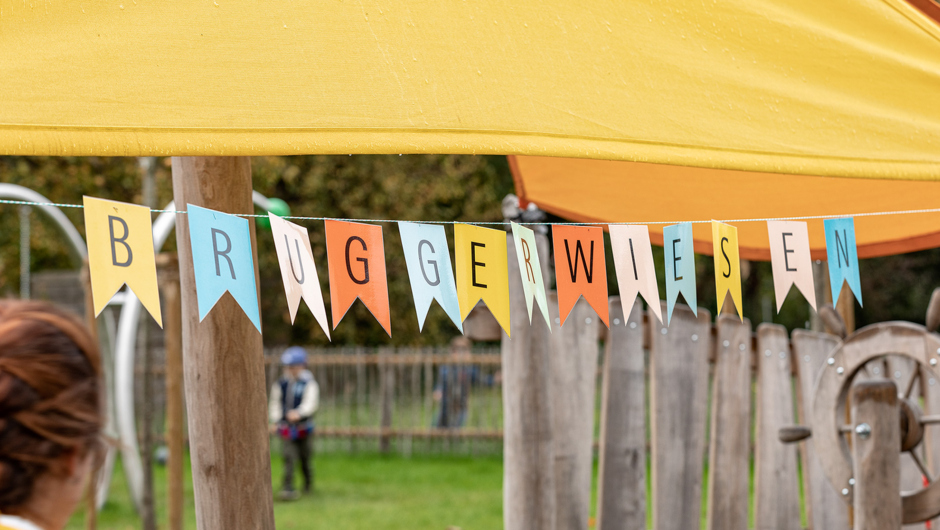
67 451 504 530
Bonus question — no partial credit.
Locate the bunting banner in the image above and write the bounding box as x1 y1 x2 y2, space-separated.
609 224 662 323
398 222 463 333
187 204 261 332
83 196 162 327
552 225 609 327
711 221 743 319
767 221 817 312
51 195 884 335
268 213 331 339
825 217 863 307
325 220 392 336
509 222 551 328
663 222 697 325
454 224 511 336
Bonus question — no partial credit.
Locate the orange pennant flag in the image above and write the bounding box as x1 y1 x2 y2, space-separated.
552 225 609 327
325 220 391 337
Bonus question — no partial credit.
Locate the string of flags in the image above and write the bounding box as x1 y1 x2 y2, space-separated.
77 196 866 338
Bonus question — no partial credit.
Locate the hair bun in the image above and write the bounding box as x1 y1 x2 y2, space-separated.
0 457 32 509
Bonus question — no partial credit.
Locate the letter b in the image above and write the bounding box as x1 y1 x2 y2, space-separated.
109 215 133 267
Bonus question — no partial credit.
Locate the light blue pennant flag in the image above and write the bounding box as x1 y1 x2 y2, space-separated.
663 222 697 325
398 222 463 332
824 217 863 307
187 204 262 332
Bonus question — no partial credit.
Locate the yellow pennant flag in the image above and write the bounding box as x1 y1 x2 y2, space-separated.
455 224 511 336
711 221 742 320
83 196 163 327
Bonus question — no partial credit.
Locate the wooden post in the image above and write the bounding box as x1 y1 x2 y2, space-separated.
80 264 98 530
502 232 555 530
139 306 156 530
811 260 829 332
171 157 275 530
378 347 394 453
837 282 857 334
157 253 185 530
596 297 645 530
852 380 901 530
548 292 599 529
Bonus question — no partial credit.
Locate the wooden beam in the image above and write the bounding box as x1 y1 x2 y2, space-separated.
171 157 275 530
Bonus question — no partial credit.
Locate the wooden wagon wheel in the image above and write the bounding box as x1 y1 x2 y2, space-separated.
804 321 940 524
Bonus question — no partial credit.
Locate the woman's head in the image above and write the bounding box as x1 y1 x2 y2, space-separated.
0 300 103 517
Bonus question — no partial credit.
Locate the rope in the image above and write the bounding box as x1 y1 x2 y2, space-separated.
3 198 940 226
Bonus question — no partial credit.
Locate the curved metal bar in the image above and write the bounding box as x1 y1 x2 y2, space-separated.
115 194 271 513
0 184 87 260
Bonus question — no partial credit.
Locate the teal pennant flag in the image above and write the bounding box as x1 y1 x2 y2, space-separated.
824 217 863 307
187 204 261 332
398 222 463 332
663 222 697 325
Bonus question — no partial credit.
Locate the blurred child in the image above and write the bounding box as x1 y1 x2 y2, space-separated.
269 346 318 501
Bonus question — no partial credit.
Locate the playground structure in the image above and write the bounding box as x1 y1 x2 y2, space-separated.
3 1 939 527
16 181 940 529
6 183 278 518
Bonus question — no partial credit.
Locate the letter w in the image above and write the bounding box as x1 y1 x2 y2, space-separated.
564 240 594 283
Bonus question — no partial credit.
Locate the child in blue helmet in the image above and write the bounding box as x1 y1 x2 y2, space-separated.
268 346 318 501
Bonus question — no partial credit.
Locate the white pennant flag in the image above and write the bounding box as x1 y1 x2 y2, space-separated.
767 220 817 312
269 213 331 339
609 225 663 323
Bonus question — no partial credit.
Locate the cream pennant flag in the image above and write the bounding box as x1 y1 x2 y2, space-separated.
609 225 662 323
767 220 817 312
711 221 743 319
269 213 331 339
83 196 162 327
509 222 551 329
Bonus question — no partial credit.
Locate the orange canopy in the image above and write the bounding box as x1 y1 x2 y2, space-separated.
510 155 940 261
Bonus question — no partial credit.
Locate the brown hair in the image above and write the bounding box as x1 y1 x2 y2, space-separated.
0 300 103 512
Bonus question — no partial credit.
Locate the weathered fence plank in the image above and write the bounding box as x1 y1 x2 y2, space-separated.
650 302 711 530
754 323 801 530
923 367 940 528
852 380 902 530
503 232 556 530
596 297 646 530
791 329 849 530
550 293 600 530
888 357 928 530
706 315 752 530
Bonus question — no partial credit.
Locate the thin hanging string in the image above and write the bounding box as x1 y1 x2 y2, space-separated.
3 198 940 226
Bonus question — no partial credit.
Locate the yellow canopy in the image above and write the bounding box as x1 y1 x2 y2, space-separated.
2 0 939 180
510 155 940 261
